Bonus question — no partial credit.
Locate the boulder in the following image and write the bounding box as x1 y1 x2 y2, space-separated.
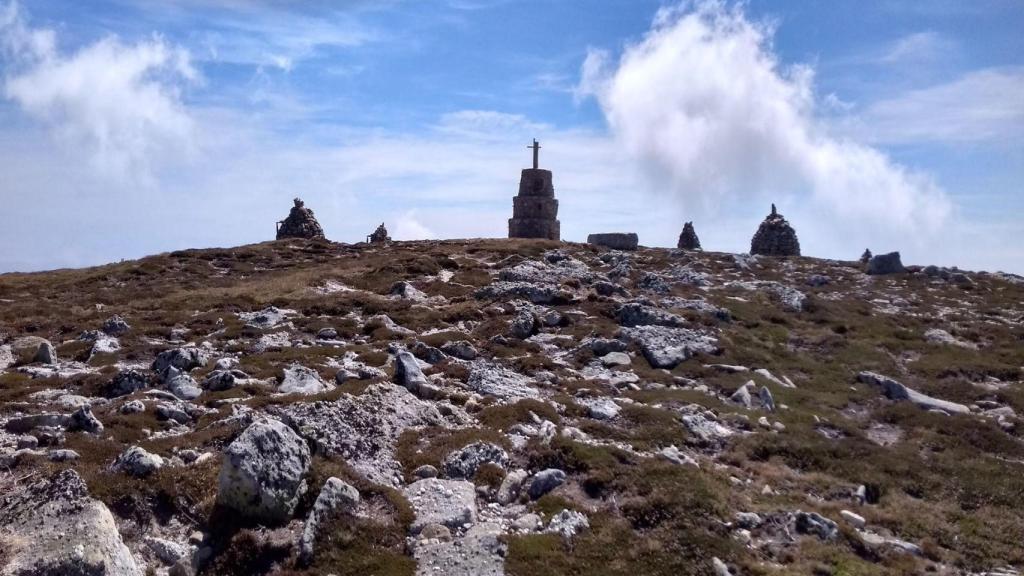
587 233 639 251
0 469 142 575
11 336 57 365
102 314 131 336
440 340 478 361
217 419 312 524
395 350 430 395
496 469 528 505
298 477 360 565
857 371 969 414
509 309 538 339
543 509 589 538
69 404 104 434
867 252 905 275
616 303 686 328
153 347 210 374
113 446 164 477
528 469 566 499
164 367 203 400
279 364 334 396
795 511 838 541
107 370 149 398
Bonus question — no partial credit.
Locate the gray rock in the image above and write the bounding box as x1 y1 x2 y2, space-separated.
10 336 57 365
114 446 164 477
712 557 733 576
513 513 542 532
440 340 478 361
144 536 190 566
616 302 685 327
795 510 839 541
279 364 334 396
412 521 504 576
496 469 528 505
155 402 191 424
316 327 338 340
404 478 477 533
509 309 538 339
217 419 312 524
867 251 905 275
444 442 509 479
583 397 620 420
543 509 589 538
467 361 540 400
589 338 628 356
164 367 203 400
0 469 142 575
34 341 57 365
16 435 38 450
395 350 429 395
108 370 148 398
414 464 439 479
759 386 776 412
298 477 360 565
618 325 718 369
528 468 567 499
153 347 210 374
730 382 754 408
587 233 639 251
4 413 72 434
390 281 428 301
69 404 104 434
204 369 247 391
857 371 970 414
270 383 447 487
734 512 763 529
475 281 570 305
102 315 131 336
49 449 80 462
840 509 866 529
601 351 631 367
658 445 698 467
412 341 446 364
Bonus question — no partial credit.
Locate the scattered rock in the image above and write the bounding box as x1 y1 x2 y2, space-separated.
113 446 164 477
857 371 970 414
279 364 334 396
395 350 430 395
107 370 149 398
414 464 439 479
153 347 210 375
528 468 567 499
618 325 718 369
102 314 131 336
298 477 360 565
69 404 104 434
795 510 839 541
440 340 478 360
543 509 589 538
509 308 539 339
497 469 528 505
444 442 509 479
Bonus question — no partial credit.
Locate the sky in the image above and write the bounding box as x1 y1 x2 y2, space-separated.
0 0 1021 273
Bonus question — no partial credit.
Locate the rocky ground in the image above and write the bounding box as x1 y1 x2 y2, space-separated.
0 238 1022 576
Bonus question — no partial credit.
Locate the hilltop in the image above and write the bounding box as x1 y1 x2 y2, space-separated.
1 238 1022 576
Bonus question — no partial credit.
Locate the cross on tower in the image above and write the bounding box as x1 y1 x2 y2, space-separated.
528 139 541 169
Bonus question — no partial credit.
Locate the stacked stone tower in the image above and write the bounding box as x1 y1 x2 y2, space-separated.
677 222 701 250
750 204 800 256
276 198 325 240
508 139 560 240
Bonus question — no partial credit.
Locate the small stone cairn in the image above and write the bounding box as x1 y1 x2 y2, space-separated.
750 204 800 256
677 222 701 250
367 223 391 244
276 198 326 240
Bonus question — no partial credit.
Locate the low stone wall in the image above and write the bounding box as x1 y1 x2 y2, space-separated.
587 233 638 251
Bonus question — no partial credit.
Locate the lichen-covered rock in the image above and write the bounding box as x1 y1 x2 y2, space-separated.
857 371 969 414
404 478 477 533
107 369 149 398
0 469 142 575
299 477 360 565
217 418 311 524
395 350 429 395
528 468 567 499
444 442 509 479
113 446 164 477
278 364 334 396
153 346 210 374
617 325 719 369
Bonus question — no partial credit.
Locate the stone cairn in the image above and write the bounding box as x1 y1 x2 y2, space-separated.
276 198 325 240
750 204 800 256
508 139 560 240
367 223 391 244
677 221 701 250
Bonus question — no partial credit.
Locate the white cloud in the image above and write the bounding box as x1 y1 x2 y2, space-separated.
576 0 953 236
1 2 197 183
393 211 438 240
879 31 954 65
852 67 1024 145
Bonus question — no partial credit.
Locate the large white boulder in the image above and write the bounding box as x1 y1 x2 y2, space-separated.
217 418 311 524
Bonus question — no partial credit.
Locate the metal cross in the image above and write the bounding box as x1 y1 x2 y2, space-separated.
528 139 541 169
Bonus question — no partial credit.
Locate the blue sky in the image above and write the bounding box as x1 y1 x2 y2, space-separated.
1 0 1022 273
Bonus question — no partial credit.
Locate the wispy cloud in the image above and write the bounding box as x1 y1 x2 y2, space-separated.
850 67 1024 145
879 31 956 65
1 1 198 183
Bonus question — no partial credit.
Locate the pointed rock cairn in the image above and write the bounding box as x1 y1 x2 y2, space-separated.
276 198 325 240
677 221 701 250
750 204 800 256
367 222 391 244
508 139 560 240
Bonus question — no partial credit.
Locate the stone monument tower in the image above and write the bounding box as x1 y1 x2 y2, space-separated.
750 204 801 256
276 198 326 240
508 139 560 240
